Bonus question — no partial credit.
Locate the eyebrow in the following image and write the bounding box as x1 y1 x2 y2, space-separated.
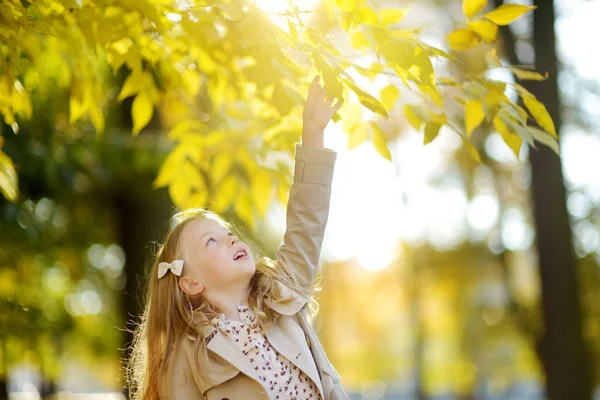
201 229 231 238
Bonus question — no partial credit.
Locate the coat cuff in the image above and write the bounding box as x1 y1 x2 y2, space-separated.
293 143 337 185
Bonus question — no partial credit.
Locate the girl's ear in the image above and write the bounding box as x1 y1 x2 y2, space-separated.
178 275 204 296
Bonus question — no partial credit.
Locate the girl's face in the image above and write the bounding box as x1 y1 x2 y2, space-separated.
178 217 256 296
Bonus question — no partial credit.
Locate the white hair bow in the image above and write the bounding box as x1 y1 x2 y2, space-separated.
158 259 184 279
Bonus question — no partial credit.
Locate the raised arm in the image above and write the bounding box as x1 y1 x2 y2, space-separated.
276 143 336 295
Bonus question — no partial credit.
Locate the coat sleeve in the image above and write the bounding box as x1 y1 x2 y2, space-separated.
275 143 337 296
160 339 203 400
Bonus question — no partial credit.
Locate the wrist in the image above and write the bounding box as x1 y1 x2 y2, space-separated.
301 137 324 149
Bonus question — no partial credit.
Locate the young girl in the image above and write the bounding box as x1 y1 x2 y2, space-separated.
125 75 350 400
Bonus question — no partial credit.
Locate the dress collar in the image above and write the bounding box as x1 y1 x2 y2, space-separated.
210 305 259 331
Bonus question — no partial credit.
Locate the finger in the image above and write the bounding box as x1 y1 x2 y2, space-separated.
308 76 322 100
310 74 320 87
309 75 321 94
317 86 327 100
324 93 335 105
331 97 344 112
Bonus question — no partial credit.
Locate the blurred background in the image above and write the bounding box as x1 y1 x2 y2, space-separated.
1 0 599 399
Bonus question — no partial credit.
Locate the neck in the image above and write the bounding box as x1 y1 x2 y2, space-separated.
204 287 249 322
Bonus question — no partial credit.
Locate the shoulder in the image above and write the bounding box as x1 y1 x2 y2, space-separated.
271 279 310 315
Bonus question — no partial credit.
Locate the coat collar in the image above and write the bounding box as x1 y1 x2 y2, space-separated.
193 281 308 340
189 284 324 399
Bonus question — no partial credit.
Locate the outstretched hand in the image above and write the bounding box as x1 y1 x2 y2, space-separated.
301 75 343 149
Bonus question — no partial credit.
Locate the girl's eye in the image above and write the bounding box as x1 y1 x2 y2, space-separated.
207 238 215 245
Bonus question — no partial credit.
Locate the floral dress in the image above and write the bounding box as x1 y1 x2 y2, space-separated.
210 305 323 400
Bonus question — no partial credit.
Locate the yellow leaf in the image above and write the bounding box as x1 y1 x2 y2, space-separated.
0 150 18 202
132 92 154 135
348 123 369 150
235 189 255 231
377 8 408 25
465 100 485 137
250 169 272 219
414 49 435 86
463 0 487 19
483 82 508 109
343 102 363 132
153 145 193 189
89 106 105 135
168 162 207 210
467 20 498 43
340 11 355 31
508 67 549 81
211 154 233 184
361 23 389 48
350 31 370 49
370 122 392 161
528 126 560 156
483 4 536 26
463 139 482 162
485 48 502 67
418 84 443 107
277 178 290 209
494 115 522 158
213 175 237 213
342 77 389 119
381 84 400 111
404 104 425 131
522 95 557 138
288 20 299 41
423 120 442 144
449 124 482 163
117 70 151 102
336 0 358 13
355 6 378 24
447 28 481 51
385 38 417 70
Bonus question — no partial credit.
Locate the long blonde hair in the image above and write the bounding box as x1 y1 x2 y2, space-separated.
124 208 320 400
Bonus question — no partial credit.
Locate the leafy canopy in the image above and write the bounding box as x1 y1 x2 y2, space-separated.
0 0 557 228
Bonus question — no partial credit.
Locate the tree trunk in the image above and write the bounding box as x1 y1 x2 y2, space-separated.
114 186 172 398
495 0 593 398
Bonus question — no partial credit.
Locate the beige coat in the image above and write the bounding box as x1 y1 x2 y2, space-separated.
161 144 351 400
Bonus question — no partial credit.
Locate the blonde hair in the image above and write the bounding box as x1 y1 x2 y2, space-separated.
124 208 320 400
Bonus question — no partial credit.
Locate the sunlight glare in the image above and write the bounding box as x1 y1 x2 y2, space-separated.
255 0 318 14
